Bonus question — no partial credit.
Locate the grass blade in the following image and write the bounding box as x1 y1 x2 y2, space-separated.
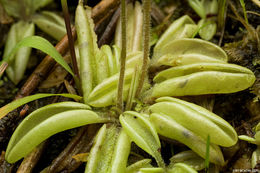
205 135 210 173
0 93 82 119
239 0 248 25
1 36 74 76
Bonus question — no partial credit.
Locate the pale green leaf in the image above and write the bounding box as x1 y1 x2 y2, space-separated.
251 147 260 168
2 21 35 84
254 122 260 132
153 38 228 66
238 135 256 143
168 163 198 173
75 4 99 101
87 69 133 107
126 159 152 173
101 45 115 76
150 97 238 147
132 1 143 52
7 101 90 161
6 109 107 163
187 0 206 18
152 71 255 97
0 0 52 19
120 111 165 168
150 113 224 165
32 0 53 12
32 11 66 41
154 15 196 51
153 63 254 83
85 125 131 173
198 19 217 41
169 150 205 171
139 167 164 173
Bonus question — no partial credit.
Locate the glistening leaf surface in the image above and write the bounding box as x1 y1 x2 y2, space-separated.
32 11 66 41
75 4 99 101
150 113 224 165
85 125 131 173
126 159 152 173
6 109 107 163
152 71 255 97
168 163 198 173
88 69 133 107
152 38 228 66
154 15 196 51
153 63 254 83
7 101 91 156
169 150 205 171
150 97 238 147
120 111 165 168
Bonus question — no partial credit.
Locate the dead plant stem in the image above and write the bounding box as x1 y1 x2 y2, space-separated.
116 0 127 112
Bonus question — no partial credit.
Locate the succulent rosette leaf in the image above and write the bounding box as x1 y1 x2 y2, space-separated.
149 96 239 165
5 102 108 163
120 111 165 168
167 163 198 173
169 150 205 171
85 124 131 173
152 38 228 67
152 63 255 97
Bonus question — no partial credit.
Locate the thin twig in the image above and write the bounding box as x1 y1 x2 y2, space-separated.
16 142 46 173
0 62 8 76
97 0 131 47
61 0 80 79
116 0 127 112
94 1 120 39
251 0 260 8
45 125 100 173
151 1 165 25
229 1 260 48
247 11 260 17
98 7 121 47
135 0 151 98
92 0 120 23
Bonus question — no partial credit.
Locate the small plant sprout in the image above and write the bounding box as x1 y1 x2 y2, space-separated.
188 0 218 40
239 122 260 168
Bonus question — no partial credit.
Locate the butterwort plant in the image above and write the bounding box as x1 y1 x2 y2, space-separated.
0 0 256 172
